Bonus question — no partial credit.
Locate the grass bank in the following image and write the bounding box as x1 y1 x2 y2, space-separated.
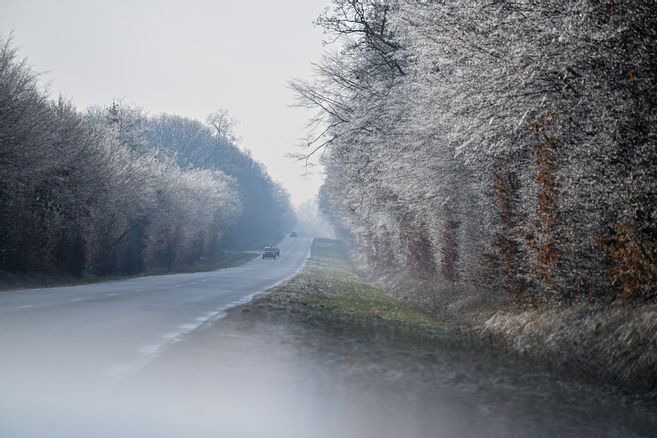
198 239 657 436
239 238 464 346
235 238 656 406
0 251 258 292
475 299 657 394
379 267 657 397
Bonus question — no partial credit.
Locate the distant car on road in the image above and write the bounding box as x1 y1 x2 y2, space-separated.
265 245 280 256
289 231 297 238
262 248 277 259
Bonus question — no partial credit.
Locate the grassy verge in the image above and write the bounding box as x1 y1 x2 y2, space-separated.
237 239 471 348
377 261 657 397
0 251 258 292
232 238 656 406
476 299 657 394
201 240 657 435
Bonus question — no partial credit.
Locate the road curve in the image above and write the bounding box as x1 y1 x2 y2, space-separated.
0 237 312 388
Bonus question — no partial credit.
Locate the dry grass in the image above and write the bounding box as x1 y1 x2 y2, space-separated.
480 302 657 392
240 238 657 398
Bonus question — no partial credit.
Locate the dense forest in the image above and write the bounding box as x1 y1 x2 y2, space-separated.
296 0 657 303
0 35 295 278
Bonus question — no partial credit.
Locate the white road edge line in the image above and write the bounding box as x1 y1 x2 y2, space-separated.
260 237 314 292
101 364 134 378
162 332 181 340
138 344 161 355
179 323 199 331
101 239 313 382
103 311 229 381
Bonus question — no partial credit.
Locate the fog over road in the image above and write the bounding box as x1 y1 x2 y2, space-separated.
1 236 655 438
0 237 311 434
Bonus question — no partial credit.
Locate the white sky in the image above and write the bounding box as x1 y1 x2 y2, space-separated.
0 0 328 206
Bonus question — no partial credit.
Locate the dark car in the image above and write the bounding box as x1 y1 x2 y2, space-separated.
262 248 277 259
289 231 297 238
264 245 280 256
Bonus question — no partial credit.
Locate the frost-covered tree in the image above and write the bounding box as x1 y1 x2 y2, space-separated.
298 0 657 302
0 34 291 279
145 113 296 249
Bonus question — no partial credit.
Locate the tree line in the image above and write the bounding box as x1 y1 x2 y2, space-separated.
296 0 657 302
0 35 294 278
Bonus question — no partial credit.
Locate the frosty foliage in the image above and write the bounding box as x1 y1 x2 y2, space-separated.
299 0 657 301
0 35 293 277
144 113 296 249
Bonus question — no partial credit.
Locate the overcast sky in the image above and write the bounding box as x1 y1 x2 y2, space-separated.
0 0 328 206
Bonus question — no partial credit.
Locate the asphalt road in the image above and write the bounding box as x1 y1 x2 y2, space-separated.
0 237 311 389
2 236 655 438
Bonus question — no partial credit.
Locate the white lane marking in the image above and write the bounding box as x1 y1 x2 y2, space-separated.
15 304 34 309
69 298 83 302
138 344 161 355
179 323 200 331
102 364 133 378
104 241 304 374
107 293 118 297
135 289 144 292
103 313 229 381
101 239 311 382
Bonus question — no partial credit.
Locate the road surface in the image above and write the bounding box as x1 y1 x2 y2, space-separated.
0 237 310 389
2 235 655 438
